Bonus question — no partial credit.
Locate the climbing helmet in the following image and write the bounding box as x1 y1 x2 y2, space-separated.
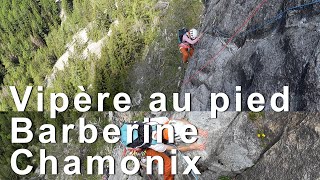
189 28 198 40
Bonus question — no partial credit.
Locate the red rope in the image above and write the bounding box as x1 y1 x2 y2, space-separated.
122 148 127 157
182 0 269 86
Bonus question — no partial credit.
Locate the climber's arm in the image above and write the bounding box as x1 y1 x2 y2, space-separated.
183 33 204 45
164 143 205 152
173 118 209 138
183 36 200 45
174 118 192 125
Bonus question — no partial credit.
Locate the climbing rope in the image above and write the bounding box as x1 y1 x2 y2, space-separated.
243 0 320 35
212 0 320 38
183 0 320 86
182 0 269 85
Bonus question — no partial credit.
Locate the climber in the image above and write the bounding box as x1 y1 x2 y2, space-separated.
178 28 204 63
121 117 208 180
146 117 207 180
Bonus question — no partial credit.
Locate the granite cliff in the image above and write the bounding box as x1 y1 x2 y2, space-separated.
181 0 320 111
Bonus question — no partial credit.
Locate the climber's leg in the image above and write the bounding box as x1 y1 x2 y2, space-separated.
189 47 194 57
146 148 174 180
180 48 189 63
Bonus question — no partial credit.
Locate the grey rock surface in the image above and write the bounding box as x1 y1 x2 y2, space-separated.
111 0 320 179
181 0 320 111
236 114 320 180
109 112 320 180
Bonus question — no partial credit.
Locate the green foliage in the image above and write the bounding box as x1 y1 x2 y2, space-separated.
0 0 205 179
132 112 146 122
130 0 204 110
248 111 265 121
87 1 112 41
0 0 60 66
218 176 232 180
62 0 74 15
0 0 160 111
48 0 157 111
0 112 46 179
0 110 86 179
0 0 60 110
105 0 157 73
157 0 203 62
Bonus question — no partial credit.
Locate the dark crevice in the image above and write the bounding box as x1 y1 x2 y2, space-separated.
239 68 254 92
280 35 290 53
218 159 224 165
277 14 287 34
234 34 247 48
296 62 310 111
297 62 310 95
249 50 263 73
197 164 209 173
237 49 263 93
213 112 241 156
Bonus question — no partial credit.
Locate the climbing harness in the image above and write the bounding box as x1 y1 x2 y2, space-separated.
120 144 154 180
122 147 147 158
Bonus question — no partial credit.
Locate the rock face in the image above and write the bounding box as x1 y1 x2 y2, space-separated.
109 1 320 179
107 1 320 180
83 0 320 179
181 0 320 111
171 112 320 180
108 112 320 180
236 114 320 180
177 1 320 178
